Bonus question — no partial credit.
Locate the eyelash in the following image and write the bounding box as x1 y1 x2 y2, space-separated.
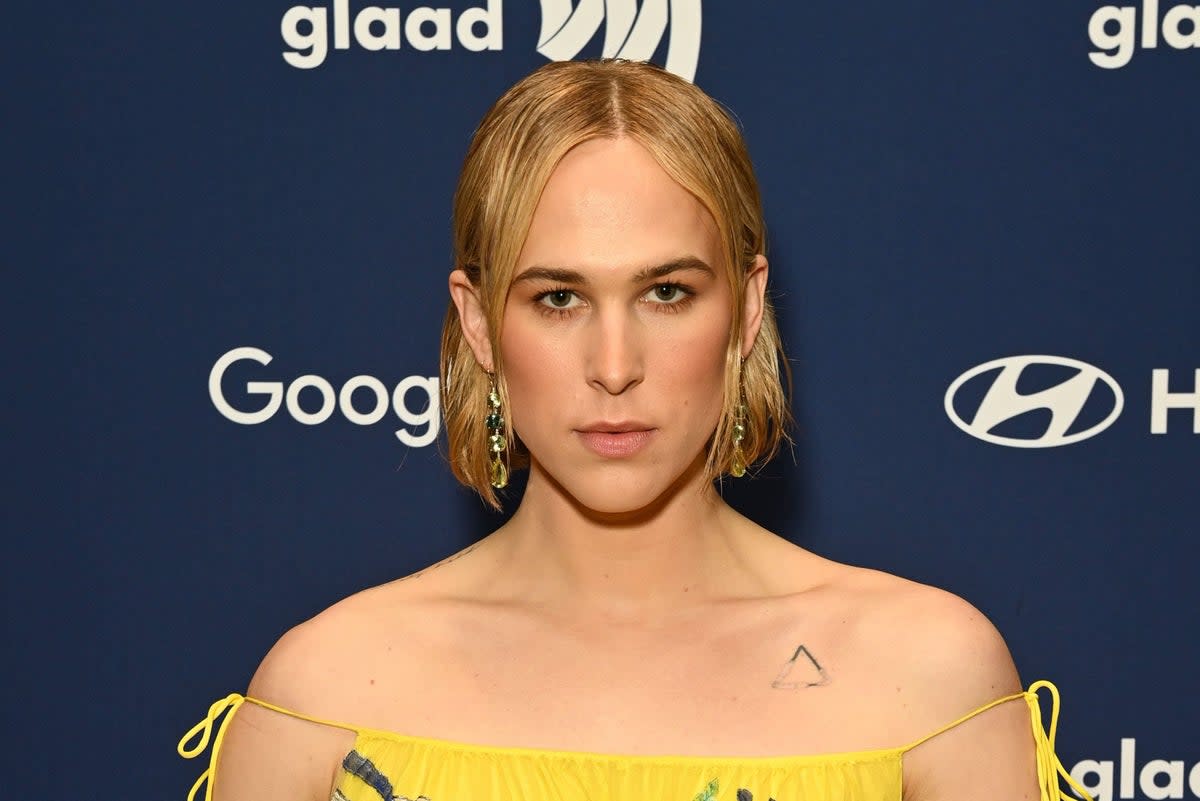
533 283 696 319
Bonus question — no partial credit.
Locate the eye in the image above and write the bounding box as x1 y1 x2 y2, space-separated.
536 289 580 310
643 284 691 304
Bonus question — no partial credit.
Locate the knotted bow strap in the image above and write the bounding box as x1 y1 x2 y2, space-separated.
1026 680 1095 801
177 693 246 801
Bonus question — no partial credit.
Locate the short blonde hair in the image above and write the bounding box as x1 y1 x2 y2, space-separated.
440 59 791 509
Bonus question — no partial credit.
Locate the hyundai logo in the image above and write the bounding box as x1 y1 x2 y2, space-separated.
944 355 1124 448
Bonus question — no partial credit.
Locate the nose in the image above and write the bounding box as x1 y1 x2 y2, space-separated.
584 306 644 395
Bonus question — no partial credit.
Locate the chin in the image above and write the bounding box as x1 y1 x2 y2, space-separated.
536 457 703 518
573 486 670 517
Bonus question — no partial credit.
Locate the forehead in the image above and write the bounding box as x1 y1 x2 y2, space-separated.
516 137 720 275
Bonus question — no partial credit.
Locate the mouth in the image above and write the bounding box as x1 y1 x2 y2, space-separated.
575 424 656 458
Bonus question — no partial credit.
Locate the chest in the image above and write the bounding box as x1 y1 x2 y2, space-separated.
360 606 911 757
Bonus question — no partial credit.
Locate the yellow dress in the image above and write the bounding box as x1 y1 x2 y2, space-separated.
179 680 1092 801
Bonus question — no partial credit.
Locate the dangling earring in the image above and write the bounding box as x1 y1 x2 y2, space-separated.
486 375 508 489
731 401 748 478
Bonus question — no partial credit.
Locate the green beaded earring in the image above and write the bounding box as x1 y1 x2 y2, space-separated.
731 402 748 478
486 375 508 489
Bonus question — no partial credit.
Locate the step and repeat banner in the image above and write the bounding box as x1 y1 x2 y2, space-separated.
7 2 1197 799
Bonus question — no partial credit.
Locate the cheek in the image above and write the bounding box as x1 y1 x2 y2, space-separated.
651 317 732 413
498 317 570 425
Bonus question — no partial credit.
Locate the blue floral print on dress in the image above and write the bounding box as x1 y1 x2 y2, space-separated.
340 749 429 801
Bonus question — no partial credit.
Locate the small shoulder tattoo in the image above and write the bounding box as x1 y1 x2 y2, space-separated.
771 644 831 689
396 541 481 583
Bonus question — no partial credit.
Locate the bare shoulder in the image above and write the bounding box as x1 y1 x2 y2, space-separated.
751 533 1022 718
795 562 1040 799
246 597 364 712
247 573 441 714
213 591 399 801
833 565 1022 723
209 573 452 800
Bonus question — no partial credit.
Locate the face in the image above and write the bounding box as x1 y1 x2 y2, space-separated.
497 137 736 515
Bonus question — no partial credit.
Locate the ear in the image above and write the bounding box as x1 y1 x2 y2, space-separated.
449 269 495 372
739 254 769 359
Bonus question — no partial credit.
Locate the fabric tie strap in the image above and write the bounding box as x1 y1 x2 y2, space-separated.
177 693 246 801
900 680 1095 801
1026 680 1095 801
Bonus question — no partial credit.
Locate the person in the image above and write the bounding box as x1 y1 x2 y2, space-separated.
179 59 1092 801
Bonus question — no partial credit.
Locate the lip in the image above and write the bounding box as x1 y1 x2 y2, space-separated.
575 424 656 458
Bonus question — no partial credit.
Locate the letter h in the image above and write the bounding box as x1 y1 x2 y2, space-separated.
1150 369 1200 434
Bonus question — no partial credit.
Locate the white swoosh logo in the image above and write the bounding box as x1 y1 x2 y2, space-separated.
537 0 701 82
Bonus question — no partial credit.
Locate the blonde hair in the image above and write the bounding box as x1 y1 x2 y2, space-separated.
440 59 791 508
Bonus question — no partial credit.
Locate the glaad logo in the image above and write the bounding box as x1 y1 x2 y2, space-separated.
1088 0 1200 69
280 0 703 81
1070 739 1200 801
281 0 502 69
537 0 702 82
944 355 1124 448
209 347 440 447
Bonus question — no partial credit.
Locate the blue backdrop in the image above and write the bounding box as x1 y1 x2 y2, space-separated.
7 2 1197 800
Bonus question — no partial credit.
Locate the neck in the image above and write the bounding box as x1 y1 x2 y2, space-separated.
486 458 758 624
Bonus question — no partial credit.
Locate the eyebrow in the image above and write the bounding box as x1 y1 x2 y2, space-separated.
511 257 715 286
